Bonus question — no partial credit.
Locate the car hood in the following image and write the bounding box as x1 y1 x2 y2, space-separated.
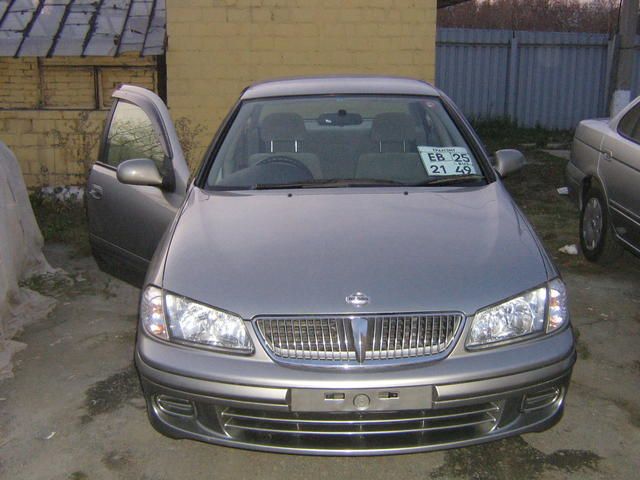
163 184 549 319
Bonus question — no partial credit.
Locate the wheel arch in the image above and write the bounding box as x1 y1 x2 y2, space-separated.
579 175 623 263
580 175 606 212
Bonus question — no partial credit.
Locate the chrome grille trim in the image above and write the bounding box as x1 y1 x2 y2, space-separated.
254 313 463 366
256 317 356 361
367 314 462 360
217 402 501 442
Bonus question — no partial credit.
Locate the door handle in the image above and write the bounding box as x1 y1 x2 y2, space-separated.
602 150 613 162
88 184 103 200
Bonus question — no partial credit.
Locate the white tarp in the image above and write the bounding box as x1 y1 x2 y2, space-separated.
0 141 57 379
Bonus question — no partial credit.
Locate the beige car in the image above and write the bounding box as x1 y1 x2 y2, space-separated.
566 97 640 262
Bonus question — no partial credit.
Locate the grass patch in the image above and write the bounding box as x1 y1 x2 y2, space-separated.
501 150 594 272
68 473 89 480
472 119 573 152
19 272 73 297
29 189 90 257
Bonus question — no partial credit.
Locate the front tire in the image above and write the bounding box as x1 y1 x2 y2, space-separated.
579 187 622 263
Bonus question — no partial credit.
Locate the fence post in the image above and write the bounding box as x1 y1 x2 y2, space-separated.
604 35 618 116
506 34 519 123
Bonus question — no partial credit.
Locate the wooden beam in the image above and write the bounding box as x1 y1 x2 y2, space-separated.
81 0 105 57
14 0 46 58
0 0 17 31
141 0 158 57
47 0 75 58
114 0 134 57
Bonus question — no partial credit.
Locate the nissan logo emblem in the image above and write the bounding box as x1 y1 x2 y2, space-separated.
346 292 369 307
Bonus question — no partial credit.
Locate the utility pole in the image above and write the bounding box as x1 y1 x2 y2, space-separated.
611 0 639 116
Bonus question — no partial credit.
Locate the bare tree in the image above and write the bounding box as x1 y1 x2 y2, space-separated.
438 0 622 34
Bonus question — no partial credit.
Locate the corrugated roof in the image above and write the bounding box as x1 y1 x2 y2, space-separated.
0 0 166 57
438 0 472 7
0 0 463 58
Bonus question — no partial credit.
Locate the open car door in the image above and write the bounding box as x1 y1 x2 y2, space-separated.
86 85 190 286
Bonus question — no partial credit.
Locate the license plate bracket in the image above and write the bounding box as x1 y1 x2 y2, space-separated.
290 386 432 412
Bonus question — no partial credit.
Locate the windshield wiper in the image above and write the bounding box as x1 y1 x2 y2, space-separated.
252 178 407 189
413 174 486 187
220 176 485 190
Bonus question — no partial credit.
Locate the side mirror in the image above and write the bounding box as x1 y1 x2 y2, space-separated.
494 149 526 178
117 158 163 187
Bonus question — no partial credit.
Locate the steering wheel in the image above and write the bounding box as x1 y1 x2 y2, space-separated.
255 155 314 180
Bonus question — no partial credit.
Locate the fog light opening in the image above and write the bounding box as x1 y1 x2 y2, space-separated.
521 386 562 412
155 394 195 417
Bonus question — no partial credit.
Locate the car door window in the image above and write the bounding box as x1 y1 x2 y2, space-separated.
103 100 167 174
618 105 640 143
632 121 640 144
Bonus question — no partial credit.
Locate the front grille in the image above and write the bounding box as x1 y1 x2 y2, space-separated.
255 314 463 364
213 402 501 451
255 318 356 361
367 315 462 360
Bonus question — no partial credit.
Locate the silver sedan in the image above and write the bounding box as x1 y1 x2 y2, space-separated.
87 76 575 455
566 97 640 262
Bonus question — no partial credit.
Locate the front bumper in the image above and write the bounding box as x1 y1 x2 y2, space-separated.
135 328 576 455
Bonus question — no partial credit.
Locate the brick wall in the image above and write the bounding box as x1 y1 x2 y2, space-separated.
0 110 104 187
0 58 40 109
166 0 438 165
1 2 438 186
0 55 158 187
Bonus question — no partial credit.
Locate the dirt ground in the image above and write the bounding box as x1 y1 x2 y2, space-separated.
1 150 639 480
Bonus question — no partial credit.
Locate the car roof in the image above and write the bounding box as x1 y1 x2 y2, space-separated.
241 76 441 100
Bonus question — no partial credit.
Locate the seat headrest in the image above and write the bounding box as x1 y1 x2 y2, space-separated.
260 113 306 141
371 113 417 142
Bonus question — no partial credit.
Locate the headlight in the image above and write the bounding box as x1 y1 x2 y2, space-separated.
467 279 568 348
547 278 568 333
140 285 169 340
140 286 253 354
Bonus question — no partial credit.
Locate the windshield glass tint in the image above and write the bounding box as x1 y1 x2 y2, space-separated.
206 96 484 189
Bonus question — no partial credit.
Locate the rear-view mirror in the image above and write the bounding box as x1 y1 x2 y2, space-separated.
494 149 526 178
116 158 164 187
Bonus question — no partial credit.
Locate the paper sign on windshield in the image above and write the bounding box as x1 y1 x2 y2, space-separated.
418 146 477 176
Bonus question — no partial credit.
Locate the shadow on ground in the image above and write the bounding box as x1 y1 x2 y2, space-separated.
433 436 600 480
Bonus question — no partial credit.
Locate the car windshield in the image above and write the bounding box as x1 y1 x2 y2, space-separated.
206 95 486 190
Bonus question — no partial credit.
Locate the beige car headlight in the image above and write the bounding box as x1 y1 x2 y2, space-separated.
467 279 568 348
140 286 169 340
140 286 253 353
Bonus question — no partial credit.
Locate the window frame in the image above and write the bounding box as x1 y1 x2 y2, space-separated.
617 104 640 145
97 99 119 170
97 98 172 177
